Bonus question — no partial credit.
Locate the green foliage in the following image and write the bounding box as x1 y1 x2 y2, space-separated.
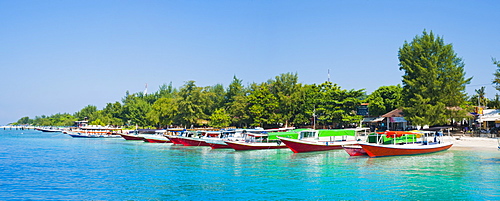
74 105 97 121
311 82 364 127
399 30 471 126
15 73 372 129
147 97 178 127
16 116 33 125
209 108 231 128
492 58 500 91
366 85 402 116
471 86 488 107
176 81 206 126
122 95 152 126
487 94 500 109
247 82 279 127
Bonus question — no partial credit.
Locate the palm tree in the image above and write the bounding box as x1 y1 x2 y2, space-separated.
475 86 487 107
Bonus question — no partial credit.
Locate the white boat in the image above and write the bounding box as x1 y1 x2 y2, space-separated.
66 125 123 138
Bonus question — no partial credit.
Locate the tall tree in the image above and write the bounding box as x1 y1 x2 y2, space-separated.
474 86 488 107
366 85 402 116
488 94 500 109
247 82 279 127
492 58 500 91
147 97 178 128
399 30 472 126
209 108 231 128
122 95 152 126
74 105 98 121
176 81 205 127
312 82 364 128
225 76 244 106
268 72 299 127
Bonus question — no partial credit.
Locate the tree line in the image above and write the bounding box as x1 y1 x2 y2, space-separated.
15 73 368 128
13 30 500 128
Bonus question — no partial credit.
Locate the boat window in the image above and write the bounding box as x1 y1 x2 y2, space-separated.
300 131 316 139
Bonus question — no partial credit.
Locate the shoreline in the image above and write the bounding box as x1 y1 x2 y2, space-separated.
445 136 499 151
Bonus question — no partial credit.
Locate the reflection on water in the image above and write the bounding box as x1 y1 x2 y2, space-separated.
0 130 499 200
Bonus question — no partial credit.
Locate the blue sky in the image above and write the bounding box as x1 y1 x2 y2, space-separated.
1 0 499 125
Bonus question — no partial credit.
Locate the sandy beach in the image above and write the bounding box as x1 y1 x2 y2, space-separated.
446 136 499 151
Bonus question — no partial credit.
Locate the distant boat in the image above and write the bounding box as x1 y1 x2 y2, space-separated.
66 126 122 138
38 127 62 132
119 129 157 140
358 130 452 157
143 130 171 143
206 128 266 149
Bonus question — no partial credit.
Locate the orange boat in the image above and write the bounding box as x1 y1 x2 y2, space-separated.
359 130 452 157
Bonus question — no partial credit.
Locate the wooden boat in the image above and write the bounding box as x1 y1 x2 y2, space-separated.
165 135 184 145
206 128 266 149
176 136 211 146
358 130 453 157
119 129 158 141
359 142 452 157
224 131 299 151
38 127 62 132
278 129 363 153
66 126 122 138
164 130 202 145
342 144 367 156
224 140 287 150
143 130 171 143
120 133 146 140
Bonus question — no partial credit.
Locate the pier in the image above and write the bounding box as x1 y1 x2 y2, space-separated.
0 126 37 130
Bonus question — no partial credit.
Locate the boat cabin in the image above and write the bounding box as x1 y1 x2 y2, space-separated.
298 129 357 141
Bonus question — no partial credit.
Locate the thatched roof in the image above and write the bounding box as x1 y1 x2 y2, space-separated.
381 109 404 118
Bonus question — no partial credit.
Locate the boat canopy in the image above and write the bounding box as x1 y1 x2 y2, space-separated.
318 129 356 137
267 131 300 140
378 131 418 138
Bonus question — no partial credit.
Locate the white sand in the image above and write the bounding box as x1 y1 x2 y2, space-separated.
443 136 499 151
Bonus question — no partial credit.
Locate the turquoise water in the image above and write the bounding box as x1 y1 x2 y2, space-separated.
0 130 499 200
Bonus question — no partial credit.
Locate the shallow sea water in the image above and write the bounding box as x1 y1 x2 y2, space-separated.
0 129 499 200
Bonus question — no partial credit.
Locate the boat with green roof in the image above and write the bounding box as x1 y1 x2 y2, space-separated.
278 128 367 153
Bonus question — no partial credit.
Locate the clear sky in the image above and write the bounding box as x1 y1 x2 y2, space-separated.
1 0 499 125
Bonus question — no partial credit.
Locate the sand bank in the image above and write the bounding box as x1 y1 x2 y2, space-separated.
443 136 499 151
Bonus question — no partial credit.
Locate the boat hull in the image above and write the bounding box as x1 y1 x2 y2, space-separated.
143 138 171 143
359 143 453 157
120 134 145 140
207 142 232 149
165 136 184 145
224 141 287 151
176 137 210 146
343 145 367 156
278 137 344 153
68 134 121 138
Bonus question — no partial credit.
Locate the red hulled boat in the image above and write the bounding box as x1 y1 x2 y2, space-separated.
277 137 345 153
120 133 145 140
224 140 287 150
207 142 232 149
277 129 361 153
165 136 184 145
143 137 171 143
176 136 211 146
359 142 452 157
342 145 368 156
358 130 452 157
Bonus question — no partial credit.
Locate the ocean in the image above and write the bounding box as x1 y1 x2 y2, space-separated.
0 129 498 200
